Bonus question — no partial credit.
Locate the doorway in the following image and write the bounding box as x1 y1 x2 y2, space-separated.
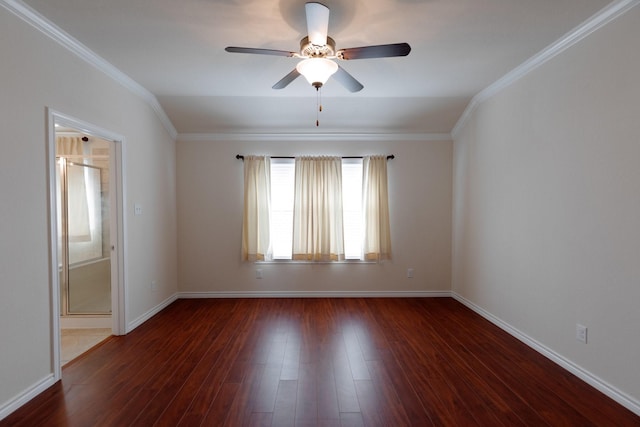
47 109 125 378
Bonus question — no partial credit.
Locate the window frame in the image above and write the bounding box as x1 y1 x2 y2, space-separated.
266 157 370 263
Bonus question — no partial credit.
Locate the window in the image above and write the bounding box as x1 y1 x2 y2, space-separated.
242 155 391 262
270 159 295 259
269 159 363 260
341 159 363 259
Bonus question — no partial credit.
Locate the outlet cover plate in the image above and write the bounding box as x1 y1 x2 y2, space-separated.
576 324 587 344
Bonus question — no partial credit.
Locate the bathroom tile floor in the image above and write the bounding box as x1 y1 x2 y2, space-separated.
61 328 112 366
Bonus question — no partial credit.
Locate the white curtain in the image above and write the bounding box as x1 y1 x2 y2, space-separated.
292 156 345 261
56 136 84 157
242 156 272 261
362 155 391 261
66 163 92 242
56 137 91 242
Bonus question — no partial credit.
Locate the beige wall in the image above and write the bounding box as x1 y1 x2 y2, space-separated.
177 137 452 295
7 0 638 417
0 6 177 411
453 6 640 405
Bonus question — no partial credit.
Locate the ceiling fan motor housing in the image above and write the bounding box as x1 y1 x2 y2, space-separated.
300 36 336 58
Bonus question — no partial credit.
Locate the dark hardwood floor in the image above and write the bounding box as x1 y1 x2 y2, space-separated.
3 298 639 426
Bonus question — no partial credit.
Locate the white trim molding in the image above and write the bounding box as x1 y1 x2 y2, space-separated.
0 374 55 421
451 0 640 139
179 290 451 299
177 133 452 143
0 0 178 140
127 293 179 333
3 292 639 419
452 292 640 417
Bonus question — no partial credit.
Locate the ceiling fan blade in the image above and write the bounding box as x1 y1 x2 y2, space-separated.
305 2 330 46
272 69 301 89
332 65 363 93
337 42 411 60
225 46 296 57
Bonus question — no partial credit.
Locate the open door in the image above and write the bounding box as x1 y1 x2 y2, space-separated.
47 109 126 378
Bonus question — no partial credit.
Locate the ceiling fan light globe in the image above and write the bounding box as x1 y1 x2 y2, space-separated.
296 58 338 87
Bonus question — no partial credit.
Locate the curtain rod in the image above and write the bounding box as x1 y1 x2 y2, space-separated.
236 154 394 160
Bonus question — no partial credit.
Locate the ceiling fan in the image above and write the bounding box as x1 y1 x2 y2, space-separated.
225 2 411 93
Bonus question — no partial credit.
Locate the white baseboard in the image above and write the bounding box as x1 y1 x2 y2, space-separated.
178 290 451 299
0 374 55 421
451 292 640 417
5 291 637 421
126 293 179 333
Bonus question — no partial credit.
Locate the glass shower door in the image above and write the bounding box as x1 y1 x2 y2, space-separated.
58 159 111 315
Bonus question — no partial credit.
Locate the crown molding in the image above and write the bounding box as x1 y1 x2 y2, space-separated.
176 132 452 143
451 0 640 139
1 0 178 140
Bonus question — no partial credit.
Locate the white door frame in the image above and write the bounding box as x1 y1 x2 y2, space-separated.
46 108 127 380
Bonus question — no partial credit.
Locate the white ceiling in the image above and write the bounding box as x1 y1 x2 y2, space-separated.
21 0 612 135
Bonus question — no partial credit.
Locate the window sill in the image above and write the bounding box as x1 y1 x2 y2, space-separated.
255 259 379 265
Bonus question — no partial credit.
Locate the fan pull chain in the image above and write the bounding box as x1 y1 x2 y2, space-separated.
316 86 323 127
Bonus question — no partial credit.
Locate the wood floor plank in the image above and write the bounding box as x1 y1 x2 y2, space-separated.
366 360 415 426
271 379 298 427
100 303 233 426
252 363 283 413
129 307 240 426
376 348 437 426
316 354 341 422
422 298 619 426
223 362 265 427
342 326 372 381
351 298 388 362
339 411 365 427
280 329 301 381
395 301 522 426
247 412 272 427
333 346 361 413
295 362 318 424
67 303 225 426
416 301 549 425
177 317 256 426
156 301 252 425
2 298 638 427
299 301 318 365
199 382 239 426
368 298 510 426
353 379 383 426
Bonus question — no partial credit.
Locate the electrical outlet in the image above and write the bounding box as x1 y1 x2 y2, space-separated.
576 324 587 344
150 280 158 291
256 269 262 279
407 268 414 278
